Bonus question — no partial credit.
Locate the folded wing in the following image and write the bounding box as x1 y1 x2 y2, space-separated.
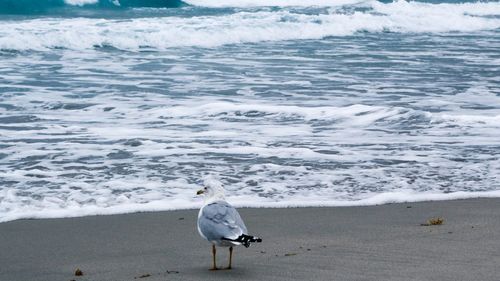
198 200 248 243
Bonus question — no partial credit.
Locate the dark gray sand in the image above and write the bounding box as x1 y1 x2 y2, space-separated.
1 198 499 281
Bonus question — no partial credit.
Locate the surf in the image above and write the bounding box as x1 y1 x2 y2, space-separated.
1 0 499 51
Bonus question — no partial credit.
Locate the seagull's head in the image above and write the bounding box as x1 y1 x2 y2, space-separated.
197 175 225 201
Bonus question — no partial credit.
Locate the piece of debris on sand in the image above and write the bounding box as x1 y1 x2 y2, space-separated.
421 217 444 226
74 268 83 276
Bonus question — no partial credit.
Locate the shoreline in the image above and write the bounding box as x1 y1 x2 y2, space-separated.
3 190 500 224
1 198 499 280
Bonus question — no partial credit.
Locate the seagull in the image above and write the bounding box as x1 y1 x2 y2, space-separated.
196 177 262 270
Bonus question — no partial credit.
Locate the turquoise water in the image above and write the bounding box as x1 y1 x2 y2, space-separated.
0 0 499 222
0 0 184 14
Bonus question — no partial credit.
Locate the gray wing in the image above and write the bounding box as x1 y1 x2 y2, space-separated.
198 200 247 242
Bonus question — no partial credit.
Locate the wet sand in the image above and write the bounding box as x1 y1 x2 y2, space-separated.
1 198 499 281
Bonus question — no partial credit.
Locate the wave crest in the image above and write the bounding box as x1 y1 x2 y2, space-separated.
184 0 366 8
1 1 499 51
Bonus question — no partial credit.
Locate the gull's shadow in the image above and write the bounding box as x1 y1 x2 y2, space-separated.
189 266 253 279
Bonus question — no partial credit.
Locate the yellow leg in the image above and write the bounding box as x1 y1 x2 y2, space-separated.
227 246 233 269
211 245 218 270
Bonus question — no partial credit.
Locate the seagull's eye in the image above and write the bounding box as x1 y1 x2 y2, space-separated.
204 187 207 190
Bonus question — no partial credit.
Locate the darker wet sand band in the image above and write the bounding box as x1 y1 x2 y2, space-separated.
1 198 499 281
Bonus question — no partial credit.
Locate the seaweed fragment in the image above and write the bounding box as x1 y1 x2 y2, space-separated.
421 217 444 226
74 268 83 276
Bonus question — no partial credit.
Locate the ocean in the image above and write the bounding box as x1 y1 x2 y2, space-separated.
0 0 499 222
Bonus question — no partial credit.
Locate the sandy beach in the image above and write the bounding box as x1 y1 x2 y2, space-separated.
1 198 499 281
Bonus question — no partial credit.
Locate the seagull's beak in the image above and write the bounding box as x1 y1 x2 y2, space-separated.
196 189 204 195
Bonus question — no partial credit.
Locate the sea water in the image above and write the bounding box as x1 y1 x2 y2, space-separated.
0 0 499 222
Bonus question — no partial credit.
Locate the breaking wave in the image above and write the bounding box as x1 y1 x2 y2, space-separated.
0 0 499 51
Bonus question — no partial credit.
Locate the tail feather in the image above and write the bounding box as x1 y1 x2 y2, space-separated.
222 234 262 248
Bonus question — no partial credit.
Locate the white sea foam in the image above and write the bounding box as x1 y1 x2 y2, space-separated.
0 1 499 51
1 2 499 222
1 97 498 224
2 188 500 223
184 0 365 8
64 0 99 6
186 0 500 17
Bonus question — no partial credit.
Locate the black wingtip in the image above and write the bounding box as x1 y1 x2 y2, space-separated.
223 234 262 247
